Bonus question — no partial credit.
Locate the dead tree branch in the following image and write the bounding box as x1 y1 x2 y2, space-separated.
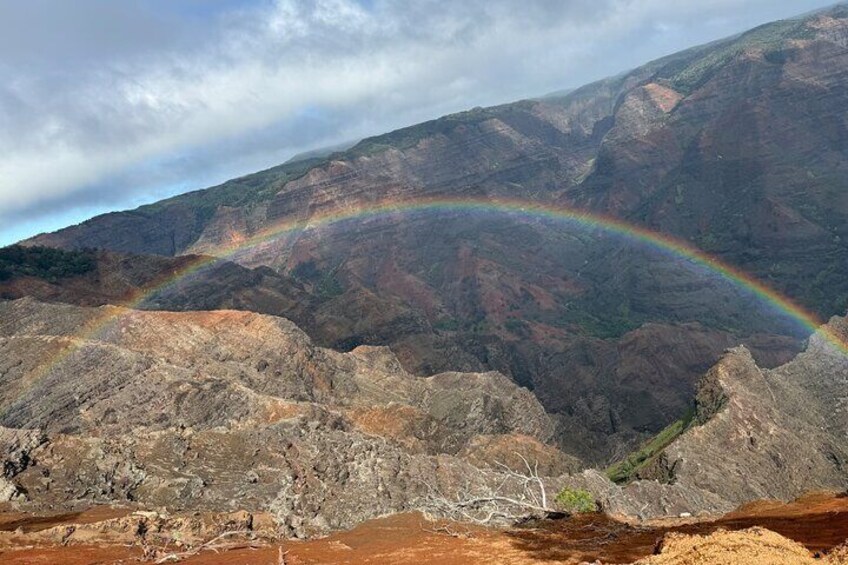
418 454 559 526
152 531 258 563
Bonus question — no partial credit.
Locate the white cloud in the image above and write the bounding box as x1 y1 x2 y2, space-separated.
0 0 835 244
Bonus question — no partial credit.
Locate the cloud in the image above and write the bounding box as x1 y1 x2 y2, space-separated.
0 0 836 244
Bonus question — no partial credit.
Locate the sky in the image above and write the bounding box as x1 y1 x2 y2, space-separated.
0 0 837 246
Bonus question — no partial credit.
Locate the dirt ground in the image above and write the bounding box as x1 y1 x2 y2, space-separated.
638 527 848 565
0 493 846 564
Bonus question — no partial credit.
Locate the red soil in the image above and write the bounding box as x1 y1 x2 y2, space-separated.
0 493 846 564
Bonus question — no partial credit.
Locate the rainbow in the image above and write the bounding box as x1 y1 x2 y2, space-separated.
24 195 848 381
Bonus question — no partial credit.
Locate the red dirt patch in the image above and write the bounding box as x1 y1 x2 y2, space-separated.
0 506 133 534
0 494 846 564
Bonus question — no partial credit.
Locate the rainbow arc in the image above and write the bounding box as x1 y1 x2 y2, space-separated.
22 195 848 382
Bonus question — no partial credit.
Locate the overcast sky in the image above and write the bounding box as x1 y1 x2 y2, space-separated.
0 0 836 246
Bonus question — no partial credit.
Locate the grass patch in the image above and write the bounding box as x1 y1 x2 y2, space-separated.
504 317 530 337
605 409 695 485
317 274 344 300
550 306 642 339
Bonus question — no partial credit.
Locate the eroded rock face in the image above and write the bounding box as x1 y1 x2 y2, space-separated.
0 248 803 464
0 298 573 537
0 299 845 530
644 321 848 505
566 315 848 519
0 509 280 552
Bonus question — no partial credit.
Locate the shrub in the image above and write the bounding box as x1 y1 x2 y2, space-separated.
0 245 96 282
555 487 596 513
504 318 529 336
317 274 344 299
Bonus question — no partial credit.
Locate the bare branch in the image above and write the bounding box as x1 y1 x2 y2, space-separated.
417 458 558 526
151 531 257 563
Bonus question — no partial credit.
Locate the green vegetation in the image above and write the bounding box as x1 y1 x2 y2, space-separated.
663 19 813 94
291 260 345 300
674 185 685 206
555 488 597 513
433 318 460 332
291 260 322 281
605 409 695 484
142 156 326 224
316 274 344 300
0 245 96 282
695 232 722 253
345 106 494 158
504 317 530 336
552 305 641 340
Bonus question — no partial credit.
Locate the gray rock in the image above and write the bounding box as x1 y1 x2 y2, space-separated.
0 298 573 536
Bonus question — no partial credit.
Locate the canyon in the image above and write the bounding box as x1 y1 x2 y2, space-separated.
2 4 848 563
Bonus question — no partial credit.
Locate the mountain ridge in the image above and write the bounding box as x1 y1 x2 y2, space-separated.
16 4 848 462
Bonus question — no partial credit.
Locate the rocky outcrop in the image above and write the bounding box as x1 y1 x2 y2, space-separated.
0 509 280 553
0 298 574 537
0 299 845 532
641 319 848 504
567 314 848 519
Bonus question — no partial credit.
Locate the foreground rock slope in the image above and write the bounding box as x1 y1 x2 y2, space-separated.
0 296 846 536
0 298 576 537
